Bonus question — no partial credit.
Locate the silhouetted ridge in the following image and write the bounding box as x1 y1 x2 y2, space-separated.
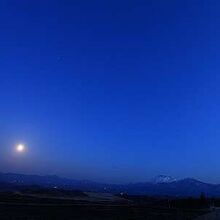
0 172 220 197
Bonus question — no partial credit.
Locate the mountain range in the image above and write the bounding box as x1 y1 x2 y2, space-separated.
0 172 220 197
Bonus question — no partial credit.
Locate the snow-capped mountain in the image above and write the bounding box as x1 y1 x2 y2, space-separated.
1 172 220 197
152 175 177 184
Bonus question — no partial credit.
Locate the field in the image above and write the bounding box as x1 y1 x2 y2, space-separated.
0 191 209 220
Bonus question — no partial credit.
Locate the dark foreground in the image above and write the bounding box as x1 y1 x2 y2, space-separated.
0 192 209 220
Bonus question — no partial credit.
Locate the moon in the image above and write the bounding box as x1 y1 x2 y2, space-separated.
16 144 25 153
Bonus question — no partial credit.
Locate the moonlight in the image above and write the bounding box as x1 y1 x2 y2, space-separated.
16 144 25 153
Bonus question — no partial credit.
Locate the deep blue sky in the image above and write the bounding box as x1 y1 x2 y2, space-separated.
0 0 220 183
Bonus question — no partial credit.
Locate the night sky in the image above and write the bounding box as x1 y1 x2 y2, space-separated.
1 0 220 184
